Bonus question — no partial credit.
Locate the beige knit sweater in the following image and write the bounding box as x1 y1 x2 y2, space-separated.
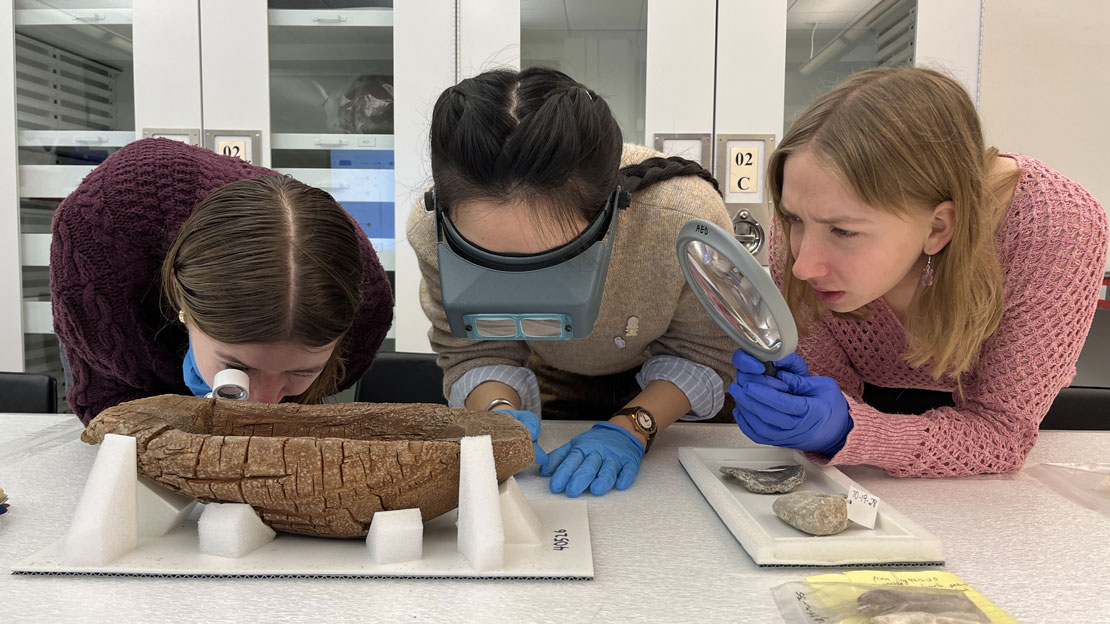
406 144 736 409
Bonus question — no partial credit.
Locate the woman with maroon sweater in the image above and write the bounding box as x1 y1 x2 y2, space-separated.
50 138 394 426
729 67 1107 477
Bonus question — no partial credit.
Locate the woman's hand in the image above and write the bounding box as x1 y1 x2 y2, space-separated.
538 422 645 497
730 350 854 457
494 409 549 465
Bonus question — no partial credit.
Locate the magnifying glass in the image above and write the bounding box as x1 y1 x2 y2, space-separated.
207 368 250 401
676 219 797 376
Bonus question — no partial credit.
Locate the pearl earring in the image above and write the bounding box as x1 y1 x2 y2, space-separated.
920 255 935 287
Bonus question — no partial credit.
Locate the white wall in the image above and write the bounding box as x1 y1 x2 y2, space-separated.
979 0 1110 271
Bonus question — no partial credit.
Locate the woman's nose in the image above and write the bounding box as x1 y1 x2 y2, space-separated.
791 237 827 282
248 376 285 404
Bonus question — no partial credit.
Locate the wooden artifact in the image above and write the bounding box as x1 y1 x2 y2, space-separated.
81 395 534 538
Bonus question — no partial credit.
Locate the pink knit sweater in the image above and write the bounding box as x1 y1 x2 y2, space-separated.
776 154 1108 477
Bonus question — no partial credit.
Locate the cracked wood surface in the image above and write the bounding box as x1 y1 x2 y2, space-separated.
81 395 534 538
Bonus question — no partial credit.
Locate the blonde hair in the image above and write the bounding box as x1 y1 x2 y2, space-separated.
162 176 364 403
768 67 1019 383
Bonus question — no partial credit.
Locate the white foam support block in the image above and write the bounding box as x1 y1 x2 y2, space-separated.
137 476 197 538
499 476 543 546
62 433 138 566
365 508 424 564
198 503 276 558
456 435 504 572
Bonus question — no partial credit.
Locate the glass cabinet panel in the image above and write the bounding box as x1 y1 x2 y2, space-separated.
267 0 396 350
13 0 135 409
520 0 647 145
784 0 916 132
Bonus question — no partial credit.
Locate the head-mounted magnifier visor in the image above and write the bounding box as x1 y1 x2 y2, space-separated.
427 187 629 340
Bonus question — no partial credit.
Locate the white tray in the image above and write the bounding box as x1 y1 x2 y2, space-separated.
12 500 592 580
678 447 943 567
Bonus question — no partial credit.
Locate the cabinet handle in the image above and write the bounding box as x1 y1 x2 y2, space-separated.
73 13 105 22
73 135 108 144
312 14 348 24
314 138 349 147
317 183 350 191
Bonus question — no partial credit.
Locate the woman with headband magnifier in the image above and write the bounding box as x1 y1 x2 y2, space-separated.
408 67 739 498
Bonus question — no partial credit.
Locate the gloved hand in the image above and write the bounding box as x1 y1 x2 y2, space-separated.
495 409 548 465
730 349 853 457
539 422 645 497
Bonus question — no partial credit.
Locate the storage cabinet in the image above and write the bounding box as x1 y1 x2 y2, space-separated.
0 0 985 405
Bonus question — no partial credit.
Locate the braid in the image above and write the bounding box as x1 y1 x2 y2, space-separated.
617 156 721 196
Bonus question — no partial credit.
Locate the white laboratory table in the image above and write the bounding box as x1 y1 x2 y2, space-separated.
1 413 1107 624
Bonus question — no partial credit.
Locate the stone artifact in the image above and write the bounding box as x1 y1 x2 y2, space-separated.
858 589 989 623
771 491 850 535
869 613 988 624
82 395 534 538
719 464 806 494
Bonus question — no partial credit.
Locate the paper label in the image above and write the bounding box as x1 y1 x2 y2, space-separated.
846 484 880 528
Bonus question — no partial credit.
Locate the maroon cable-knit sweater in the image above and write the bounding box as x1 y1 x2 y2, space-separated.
50 138 394 425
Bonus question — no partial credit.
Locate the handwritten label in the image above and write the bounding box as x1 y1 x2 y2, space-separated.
846 485 880 528
552 528 570 551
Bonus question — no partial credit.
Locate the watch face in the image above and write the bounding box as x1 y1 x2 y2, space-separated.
635 411 653 429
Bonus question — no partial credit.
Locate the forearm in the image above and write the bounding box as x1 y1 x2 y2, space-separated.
608 379 691 447
464 381 523 412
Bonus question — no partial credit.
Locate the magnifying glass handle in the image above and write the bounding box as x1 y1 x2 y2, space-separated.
763 360 779 377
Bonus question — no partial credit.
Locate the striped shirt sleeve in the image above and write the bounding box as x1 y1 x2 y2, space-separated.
635 355 724 421
447 364 543 416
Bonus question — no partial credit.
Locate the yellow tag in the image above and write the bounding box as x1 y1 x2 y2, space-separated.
728 144 760 194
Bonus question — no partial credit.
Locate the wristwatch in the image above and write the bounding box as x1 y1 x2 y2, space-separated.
614 406 658 452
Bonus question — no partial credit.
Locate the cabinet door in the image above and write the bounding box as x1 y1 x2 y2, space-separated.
0 0 200 408
195 1 407 353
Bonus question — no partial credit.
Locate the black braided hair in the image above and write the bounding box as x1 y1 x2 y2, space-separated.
618 156 722 196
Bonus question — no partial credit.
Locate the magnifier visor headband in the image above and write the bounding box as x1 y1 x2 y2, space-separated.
431 187 628 272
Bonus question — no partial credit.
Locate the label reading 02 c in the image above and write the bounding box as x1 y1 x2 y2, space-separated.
552 528 570 551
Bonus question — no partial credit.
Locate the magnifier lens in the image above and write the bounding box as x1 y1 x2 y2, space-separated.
684 240 782 351
211 368 250 401
215 385 247 400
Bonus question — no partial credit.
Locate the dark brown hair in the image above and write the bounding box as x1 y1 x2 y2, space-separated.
161 175 364 402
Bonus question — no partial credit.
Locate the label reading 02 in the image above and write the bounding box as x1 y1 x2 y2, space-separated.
552 528 570 551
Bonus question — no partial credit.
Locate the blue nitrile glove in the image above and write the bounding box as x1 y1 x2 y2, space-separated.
182 341 212 397
730 349 853 457
495 409 548 465
539 422 645 497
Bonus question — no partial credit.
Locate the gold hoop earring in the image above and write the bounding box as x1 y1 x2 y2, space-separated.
178 310 186 324
920 254 935 287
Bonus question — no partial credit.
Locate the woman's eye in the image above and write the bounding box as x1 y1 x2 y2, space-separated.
786 214 802 224
831 227 857 238
291 372 315 379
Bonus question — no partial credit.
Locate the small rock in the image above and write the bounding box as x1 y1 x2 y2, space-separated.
771 491 850 535
719 464 806 494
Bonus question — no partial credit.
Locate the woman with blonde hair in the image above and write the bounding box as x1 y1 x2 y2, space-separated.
729 66 1107 477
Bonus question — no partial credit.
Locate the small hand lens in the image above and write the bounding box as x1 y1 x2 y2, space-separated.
676 218 798 376
209 368 250 401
